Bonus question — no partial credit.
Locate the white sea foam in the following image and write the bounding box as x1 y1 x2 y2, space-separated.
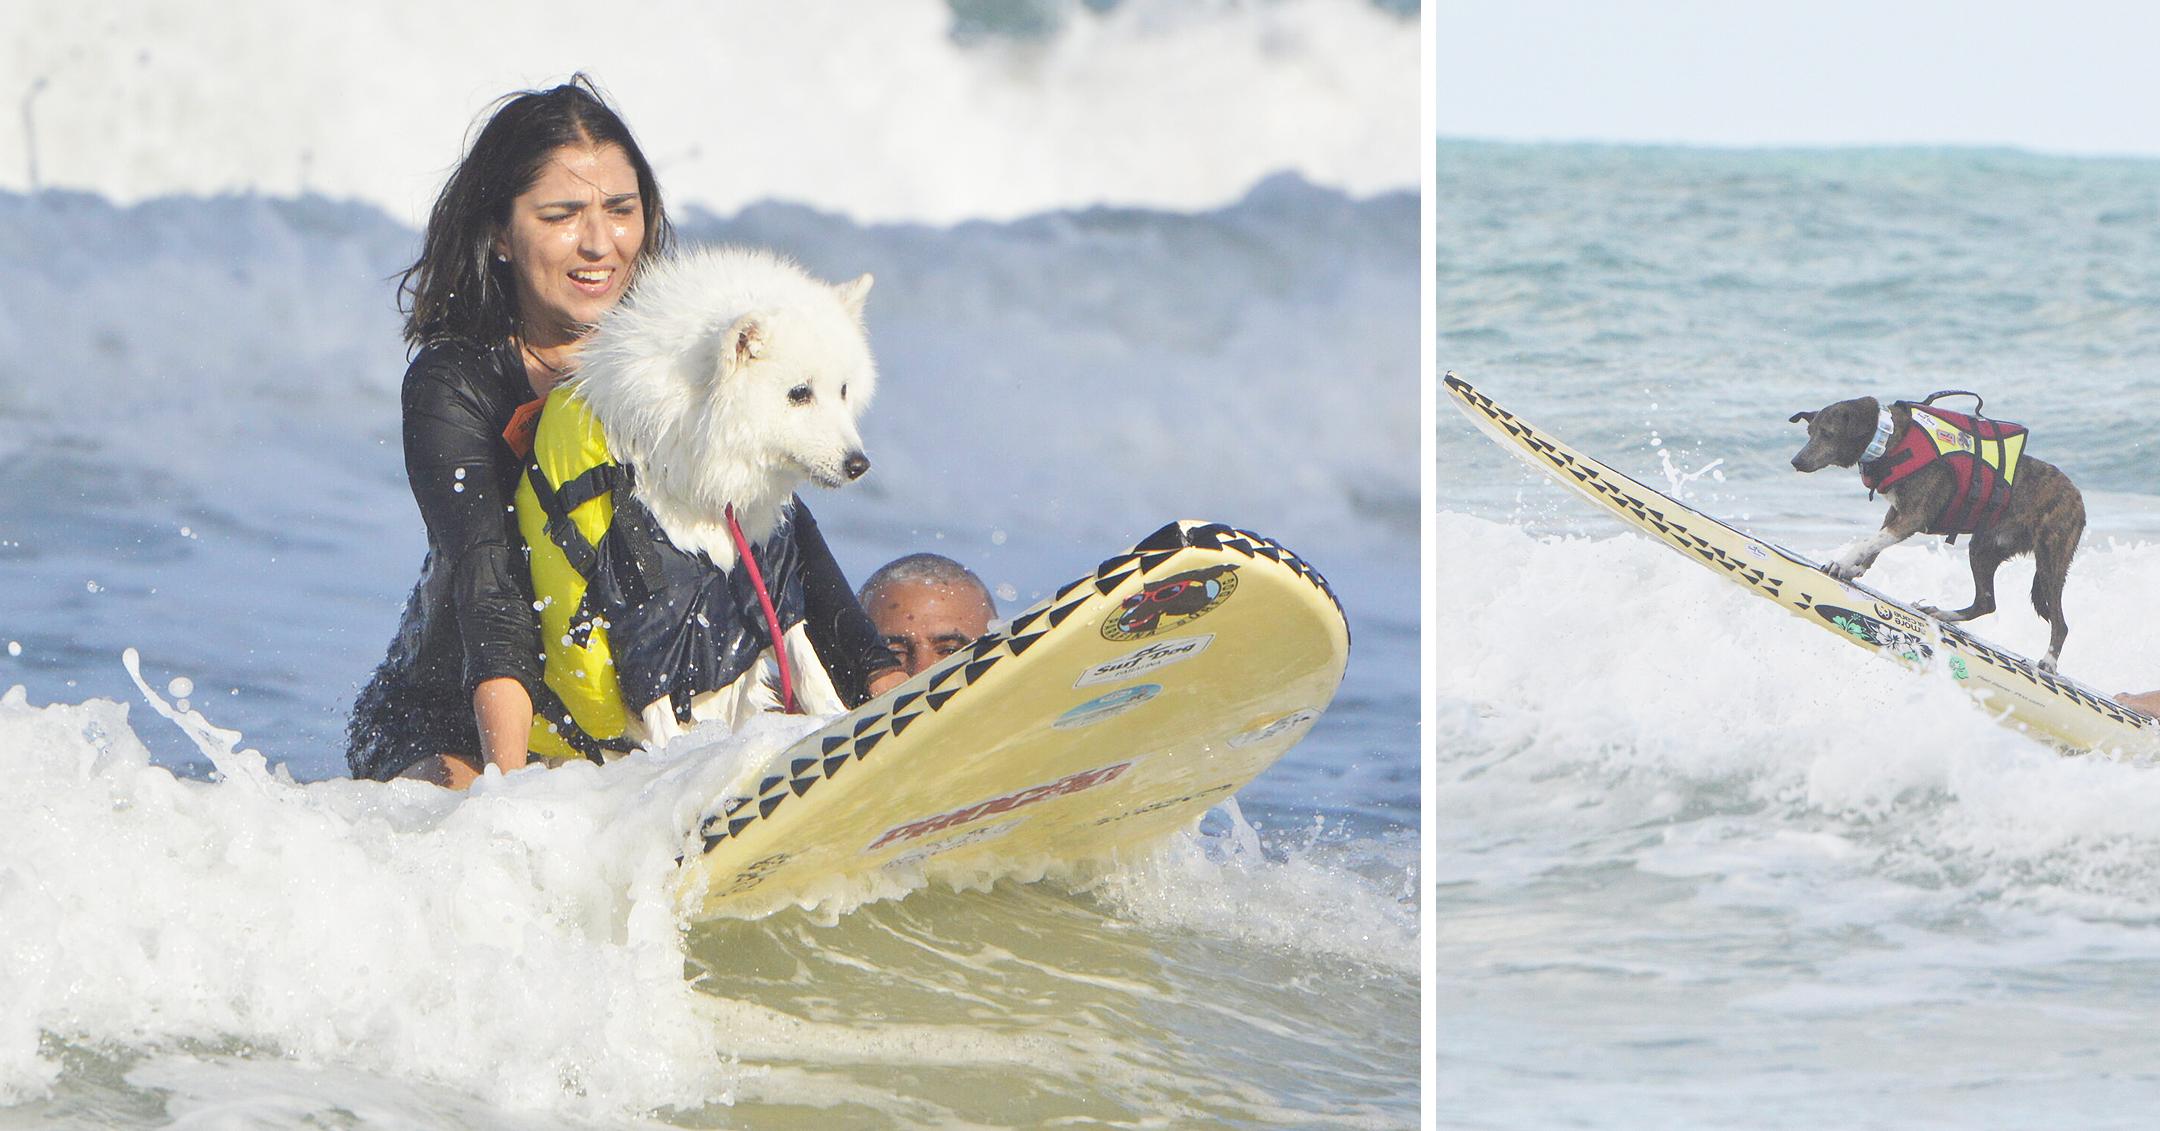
1437 512 2160 1126
0 0 1418 226
1089 803 1419 972
0 672 1413 1118
0 680 821 1113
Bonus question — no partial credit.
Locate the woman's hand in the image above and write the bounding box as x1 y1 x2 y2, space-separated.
473 677 535 773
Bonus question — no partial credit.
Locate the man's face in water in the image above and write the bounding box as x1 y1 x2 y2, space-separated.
864 579 995 676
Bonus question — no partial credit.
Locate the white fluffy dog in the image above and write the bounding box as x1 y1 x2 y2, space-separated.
571 245 877 567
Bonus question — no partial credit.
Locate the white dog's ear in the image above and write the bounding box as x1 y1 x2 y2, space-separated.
835 273 874 320
725 313 767 374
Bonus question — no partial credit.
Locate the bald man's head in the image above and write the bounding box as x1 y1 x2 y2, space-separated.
859 554 997 676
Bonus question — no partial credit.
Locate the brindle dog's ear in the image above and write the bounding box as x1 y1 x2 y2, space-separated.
1789 410 1816 424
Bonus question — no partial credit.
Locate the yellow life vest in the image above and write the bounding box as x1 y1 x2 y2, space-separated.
512 387 636 764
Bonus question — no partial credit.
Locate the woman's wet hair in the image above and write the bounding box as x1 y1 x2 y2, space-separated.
397 74 674 348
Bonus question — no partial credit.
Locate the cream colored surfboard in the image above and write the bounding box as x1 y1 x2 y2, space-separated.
1446 373 2160 760
677 519 1352 920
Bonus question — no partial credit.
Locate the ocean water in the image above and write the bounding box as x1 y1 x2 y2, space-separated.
1439 141 2160 1127
0 3 1420 1126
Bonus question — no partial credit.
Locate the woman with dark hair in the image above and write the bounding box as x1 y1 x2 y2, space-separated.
346 76 675 787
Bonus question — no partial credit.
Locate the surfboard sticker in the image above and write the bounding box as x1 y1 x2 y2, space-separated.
1101 565 1240 641
1229 708 1321 749
1076 635 1214 687
1445 373 2160 760
868 761 1134 852
880 820 1023 872
676 518 1352 920
1811 605 1934 662
716 852 793 899
1053 685 1162 730
1094 781 1240 828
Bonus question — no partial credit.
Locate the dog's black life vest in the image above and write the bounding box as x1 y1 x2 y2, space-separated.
511 387 820 763
1860 399 2028 537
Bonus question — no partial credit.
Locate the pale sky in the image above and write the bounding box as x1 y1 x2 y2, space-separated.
1437 0 2160 158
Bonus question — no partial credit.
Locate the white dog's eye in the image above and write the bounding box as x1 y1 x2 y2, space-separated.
788 384 813 406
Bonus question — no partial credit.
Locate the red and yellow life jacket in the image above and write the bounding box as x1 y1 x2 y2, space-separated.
1860 405 2027 536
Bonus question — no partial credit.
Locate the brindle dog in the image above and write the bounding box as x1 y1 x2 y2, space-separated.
1789 396 2085 671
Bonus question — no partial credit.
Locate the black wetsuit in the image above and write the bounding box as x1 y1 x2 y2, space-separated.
345 337 895 781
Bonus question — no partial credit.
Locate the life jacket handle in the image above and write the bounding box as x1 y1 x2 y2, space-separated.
1914 388 1985 415
724 505 799 714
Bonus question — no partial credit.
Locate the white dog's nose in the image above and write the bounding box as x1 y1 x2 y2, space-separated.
843 452 870 481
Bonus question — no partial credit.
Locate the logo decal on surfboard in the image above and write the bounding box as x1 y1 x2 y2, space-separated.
1076 635 1214 687
1811 604 1934 661
1102 565 1239 641
1868 600 1933 637
1053 684 1161 729
868 761 1134 851
880 820 1022 871
1227 708 1320 749
1094 781 1238 827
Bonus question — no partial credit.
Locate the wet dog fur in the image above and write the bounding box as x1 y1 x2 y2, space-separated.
571 246 878 570
1788 396 2085 670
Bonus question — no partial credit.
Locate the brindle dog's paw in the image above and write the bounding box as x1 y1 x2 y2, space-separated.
1824 560 1863 582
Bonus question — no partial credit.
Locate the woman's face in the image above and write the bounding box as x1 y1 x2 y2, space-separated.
495 142 646 344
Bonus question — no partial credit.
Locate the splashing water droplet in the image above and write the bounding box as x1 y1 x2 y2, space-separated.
168 677 195 698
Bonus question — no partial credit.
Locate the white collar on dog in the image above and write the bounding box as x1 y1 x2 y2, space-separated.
1861 407 1896 463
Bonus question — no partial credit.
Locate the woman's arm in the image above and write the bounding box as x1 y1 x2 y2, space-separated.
791 500 906 704
473 677 534 771
401 346 544 764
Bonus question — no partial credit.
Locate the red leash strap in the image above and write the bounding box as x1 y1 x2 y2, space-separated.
725 506 798 713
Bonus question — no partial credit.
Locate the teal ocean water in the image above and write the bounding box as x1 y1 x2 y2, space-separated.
1441 141 2160 1128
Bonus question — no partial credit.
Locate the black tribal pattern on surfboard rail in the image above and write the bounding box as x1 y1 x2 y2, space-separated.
1446 376 1794 600
1443 373 2159 737
688 519 1343 857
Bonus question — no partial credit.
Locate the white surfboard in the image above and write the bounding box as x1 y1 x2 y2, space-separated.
676 519 1352 920
1446 372 2160 760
